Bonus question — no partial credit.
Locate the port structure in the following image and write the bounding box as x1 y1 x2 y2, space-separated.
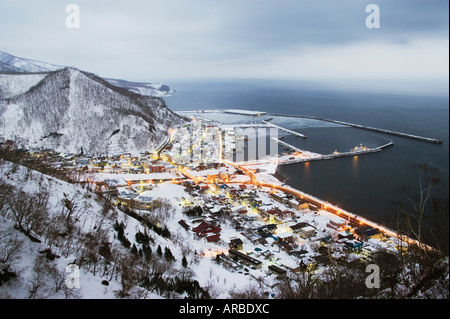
268 113 443 144
261 120 307 138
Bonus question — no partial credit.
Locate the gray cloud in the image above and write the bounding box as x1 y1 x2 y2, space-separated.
0 0 448 82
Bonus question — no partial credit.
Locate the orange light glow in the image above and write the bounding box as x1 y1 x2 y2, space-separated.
200 249 228 258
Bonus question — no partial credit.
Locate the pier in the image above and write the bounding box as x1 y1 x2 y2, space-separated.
262 120 307 138
276 142 394 165
247 139 394 166
268 113 443 144
271 137 305 153
176 110 442 144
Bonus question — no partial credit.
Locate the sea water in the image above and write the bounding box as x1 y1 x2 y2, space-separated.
164 79 449 227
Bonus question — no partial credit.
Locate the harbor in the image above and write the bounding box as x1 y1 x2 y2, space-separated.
262 120 307 138
267 113 443 144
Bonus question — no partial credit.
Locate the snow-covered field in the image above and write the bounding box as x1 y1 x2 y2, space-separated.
1 156 448 299
0 160 300 298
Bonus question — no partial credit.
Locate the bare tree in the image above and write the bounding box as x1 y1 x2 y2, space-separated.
275 271 318 299
0 229 24 271
228 282 268 299
6 188 49 236
45 262 66 295
429 197 449 256
398 164 442 252
43 214 66 249
28 255 51 299
0 182 14 217
115 252 142 298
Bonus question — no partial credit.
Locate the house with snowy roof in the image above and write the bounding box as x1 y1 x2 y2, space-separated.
299 226 316 239
192 220 221 237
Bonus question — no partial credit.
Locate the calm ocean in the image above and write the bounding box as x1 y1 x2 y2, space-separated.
163 79 449 227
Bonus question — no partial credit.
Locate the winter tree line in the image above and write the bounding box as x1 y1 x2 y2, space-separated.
0 158 210 299
1 68 186 156
0 148 448 299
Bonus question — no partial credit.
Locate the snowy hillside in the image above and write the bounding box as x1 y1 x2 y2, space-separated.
0 72 48 99
0 160 268 299
0 51 64 73
0 160 180 298
0 68 185 155
0 51 172 98
105 78 172 97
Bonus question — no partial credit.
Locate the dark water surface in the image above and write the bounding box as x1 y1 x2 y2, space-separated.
164 79 449 227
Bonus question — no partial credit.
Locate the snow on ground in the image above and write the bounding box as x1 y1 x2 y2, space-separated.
0 156 402 299
0 73 47 99
119 182 273 297
0 161 169 298
122 174 359 298
85 171 183 183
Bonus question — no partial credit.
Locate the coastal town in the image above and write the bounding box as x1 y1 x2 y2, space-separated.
2 113 418 284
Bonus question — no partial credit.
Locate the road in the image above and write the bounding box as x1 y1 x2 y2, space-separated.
161 127 434 252
222 159 435 252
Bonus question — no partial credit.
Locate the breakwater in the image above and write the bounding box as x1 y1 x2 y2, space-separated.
268 113 443 144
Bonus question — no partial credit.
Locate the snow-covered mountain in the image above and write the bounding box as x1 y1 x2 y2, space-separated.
0 51 172 97
0 51 64 73
104 78 172 98
0 67 185 155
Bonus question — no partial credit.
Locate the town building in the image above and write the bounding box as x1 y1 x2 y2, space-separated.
229 238 244 250
299 226 316 239
228 249 263 269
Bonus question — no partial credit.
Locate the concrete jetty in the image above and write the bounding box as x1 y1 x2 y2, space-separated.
272 142 394 166
268 113 443 144
271 137 305 153
262 120 307 138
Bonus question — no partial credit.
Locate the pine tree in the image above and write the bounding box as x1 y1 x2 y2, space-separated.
182 255 188 268
157 245 162 258
131 243 138 255
164 247 174 262
143 243 152 262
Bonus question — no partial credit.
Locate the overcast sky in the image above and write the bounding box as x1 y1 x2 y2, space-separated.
0 0 448 88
